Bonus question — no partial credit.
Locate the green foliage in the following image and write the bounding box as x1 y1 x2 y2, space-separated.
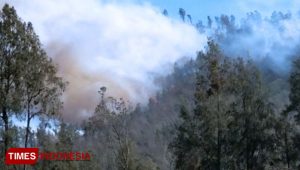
289 57 300 121
170 41 280 170
0 4 24 114
0 4 27 156
278 56 300 169
0 4 66 160
227 59 277 169
0 4 65 170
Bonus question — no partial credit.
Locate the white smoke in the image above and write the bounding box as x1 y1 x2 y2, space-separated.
203 10 300 73
4 0 300 120
2 0 206 120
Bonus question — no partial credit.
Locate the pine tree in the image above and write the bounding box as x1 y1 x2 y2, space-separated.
227 58 277 169
170 41 234 169
288 57 300 121
280 56 300 169
170 41 279 170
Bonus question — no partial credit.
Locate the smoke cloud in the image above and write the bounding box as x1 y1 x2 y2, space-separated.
2 0 206 120
3 0 300 120
199 10 300 73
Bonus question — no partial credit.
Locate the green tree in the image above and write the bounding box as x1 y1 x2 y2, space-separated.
53 120 79 170
279 57 300 169
83 87 117 170
227 59 277 169
35 118 57 170
170 41 279 170
0 4 25 155
275 112 298 169
21 21 65 149
170 41 234 169
0 5 65 170
0 3 65 158
288 57 300 121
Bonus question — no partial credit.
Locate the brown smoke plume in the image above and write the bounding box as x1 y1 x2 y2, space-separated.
47 43 147 122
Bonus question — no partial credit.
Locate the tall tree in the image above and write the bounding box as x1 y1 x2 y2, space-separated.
83 87 117 170
162 9 168 16
275 111 298 169
170 41 233 169
280 56 300 169
227 59 277 169
21 21 65 149
35 118 57 170
54 120 79 170
170 41 279 169
0 6 65 170
0 4 26 155
288 57 300 121
207 16 213 28
178 8 186 22
187 14 192 24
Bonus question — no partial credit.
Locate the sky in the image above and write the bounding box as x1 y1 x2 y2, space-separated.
120 0 298 21
2 0 300 122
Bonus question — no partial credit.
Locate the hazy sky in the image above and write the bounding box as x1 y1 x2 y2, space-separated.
111 0 299 20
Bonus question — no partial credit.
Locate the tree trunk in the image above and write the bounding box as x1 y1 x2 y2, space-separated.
23 102 32 170
2 107 14 170
24 103 31 148
245 120 250 170
242 97 250 170
2 107 9 155
284 128 290 169
217 94 221 170
217 126 221 170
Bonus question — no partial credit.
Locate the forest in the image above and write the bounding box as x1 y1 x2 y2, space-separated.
1 2 300 170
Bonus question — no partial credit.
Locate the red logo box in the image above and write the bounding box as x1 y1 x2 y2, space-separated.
5 148 39 165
